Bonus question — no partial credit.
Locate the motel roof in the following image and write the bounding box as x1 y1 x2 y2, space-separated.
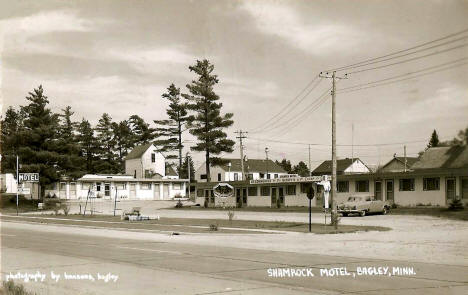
411 146 468 170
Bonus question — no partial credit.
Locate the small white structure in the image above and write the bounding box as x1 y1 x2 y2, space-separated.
125 143 168 179
195 158 288 182
0 173 18 193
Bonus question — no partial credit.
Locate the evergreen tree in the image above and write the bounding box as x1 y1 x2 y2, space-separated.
292 161 310 177
1 107 25 173
179 155 195 180
427 130 440 148
275 159 292 174
112 120 133 172
95 113 116 173
129 115 156 146
183 59 235 182
19 85 60 197
56 106 83 178
154 84 188 171
77 119 97 173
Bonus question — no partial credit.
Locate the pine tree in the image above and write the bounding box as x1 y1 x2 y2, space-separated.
129 115 156 146
95 113 116 173
57 106 83 178
276 159 292 174
183 59 235 182
292 161 310 177
19 85 60 197
1 107 25 173
112 120 133 172
77 119 97 173
179 155 195 180
427 130 440 148
154 84 188 171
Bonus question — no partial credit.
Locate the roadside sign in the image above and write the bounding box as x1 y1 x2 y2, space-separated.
18 187 31 194
18 173 39 183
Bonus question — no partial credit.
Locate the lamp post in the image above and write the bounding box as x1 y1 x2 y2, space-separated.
265 147 269 179
186 152 190 199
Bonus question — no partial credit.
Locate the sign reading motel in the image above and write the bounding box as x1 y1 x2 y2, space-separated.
250 175 330 185
18 173 40 183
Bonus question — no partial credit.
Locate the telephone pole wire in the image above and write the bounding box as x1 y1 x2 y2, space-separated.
319 71 348 229
235 130 248 181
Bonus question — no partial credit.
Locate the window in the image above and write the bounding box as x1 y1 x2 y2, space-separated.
234 173 239 181
267 174 271 179
145 169 151 178
115 182 126 190
423 177 440 191
261 186 270 196
197 189 203 197
399 179 415 191
247 174 253 180
355 180 369 192
81 182 91 190
217 173 221 181
173 183 181 190
96 183 101 191
274 174 278 179
287 185 296 195
259 173 265 179
140 183 151 190
200 174 207 180
60 182 66 190
151 153 155 163
337 181 349 193
248 186 258 196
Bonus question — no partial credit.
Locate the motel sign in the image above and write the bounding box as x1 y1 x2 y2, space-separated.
18 173 40 183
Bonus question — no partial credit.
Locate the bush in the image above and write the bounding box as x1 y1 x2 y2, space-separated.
62 203 70 216
449 198 464 211
209 224 218 231
175 200 183 208
2 280 36 295
331 212 341 228
391 203 398 209
227 210 235 222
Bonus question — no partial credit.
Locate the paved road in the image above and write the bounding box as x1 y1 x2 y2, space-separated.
1 221 467 295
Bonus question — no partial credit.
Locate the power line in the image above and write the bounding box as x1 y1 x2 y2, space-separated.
249 75 320 132
347 42 468 74
339 61 468 94
326 27 468 72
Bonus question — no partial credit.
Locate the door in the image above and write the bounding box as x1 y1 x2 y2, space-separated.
374 181 382 200
242 188 247 206
130 183 136 199
163 184 169 199
446 178 456 204
153 183 160 200
462 178 468 201
271 187 277 206
385 180 394 203
278 187 285 205
69 183 76 199
236 188 241 207
59 182 66 198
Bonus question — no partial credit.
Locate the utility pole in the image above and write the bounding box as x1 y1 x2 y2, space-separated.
351 122 354 172
319 71 347 228
186 152 191 198
404 145 407 172
265 147 269 179
308 144 311 176
16 155 19 216
235 130 248 181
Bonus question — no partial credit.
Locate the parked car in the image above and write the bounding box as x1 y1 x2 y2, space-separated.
338 196 390 217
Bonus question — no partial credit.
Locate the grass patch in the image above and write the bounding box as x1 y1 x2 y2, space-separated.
389 207 468 221
1 280 36 295
171 205 324 213
1 214 390 234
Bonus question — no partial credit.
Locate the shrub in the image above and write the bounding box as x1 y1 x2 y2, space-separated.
204 199 208 208
175 200 183 208
391 203 398 209
331 212 341 228
449 197 464 211
276 198 281 209
62 203 70 216
209 224 218 231
3 280 36 295
227 210 235 222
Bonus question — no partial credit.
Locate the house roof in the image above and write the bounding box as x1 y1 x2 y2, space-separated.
125 143 153 160
216 158 286 173
379 156 419 171
312 158 363 174
411 146 468 170
165 165 178 176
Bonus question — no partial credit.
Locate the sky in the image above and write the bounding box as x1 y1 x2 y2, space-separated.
1 0 468 171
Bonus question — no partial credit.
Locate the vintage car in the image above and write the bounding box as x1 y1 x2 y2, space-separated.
338 196 390 216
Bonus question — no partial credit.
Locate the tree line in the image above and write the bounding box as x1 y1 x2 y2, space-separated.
1 59 235 195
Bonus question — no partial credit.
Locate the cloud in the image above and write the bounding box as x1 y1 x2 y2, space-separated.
239 2 362 55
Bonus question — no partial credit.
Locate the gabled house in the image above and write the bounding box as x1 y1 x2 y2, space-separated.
195 158 287 182
125 143 166 179
378 156 419 173
312 158 371 176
